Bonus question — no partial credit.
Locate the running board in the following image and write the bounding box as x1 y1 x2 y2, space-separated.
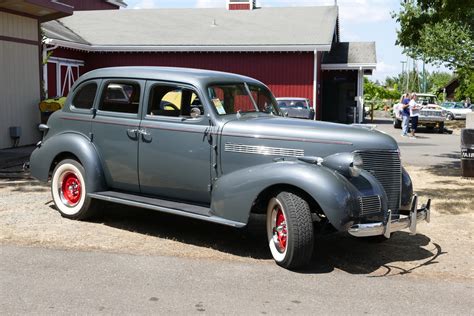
88 191 246 228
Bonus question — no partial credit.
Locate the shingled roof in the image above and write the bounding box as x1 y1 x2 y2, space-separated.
321 42 377 68
42 6 338 52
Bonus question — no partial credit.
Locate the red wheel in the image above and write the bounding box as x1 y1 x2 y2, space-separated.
60 172 82 206
51 159 98 220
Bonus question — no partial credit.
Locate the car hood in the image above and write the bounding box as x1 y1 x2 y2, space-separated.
220 115 399 157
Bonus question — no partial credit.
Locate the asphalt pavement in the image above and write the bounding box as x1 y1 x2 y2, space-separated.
373 118 461 168
1 245 472 315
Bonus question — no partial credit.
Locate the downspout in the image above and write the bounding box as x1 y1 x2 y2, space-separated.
43 42 58 99
313 50 318 120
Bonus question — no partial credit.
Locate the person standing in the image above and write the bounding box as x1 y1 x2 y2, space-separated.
400 93 411 136
408 93 420 139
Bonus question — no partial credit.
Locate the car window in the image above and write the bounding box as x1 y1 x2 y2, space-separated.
148 84 202 117
71 82 97 109
99 82 140 114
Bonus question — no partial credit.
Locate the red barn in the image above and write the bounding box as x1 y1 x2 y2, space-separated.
42 0 376 124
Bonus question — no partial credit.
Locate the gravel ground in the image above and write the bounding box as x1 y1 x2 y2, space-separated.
0 166 472 280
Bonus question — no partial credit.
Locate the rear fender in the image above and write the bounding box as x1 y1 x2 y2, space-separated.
29 132 106 193
210 161 361 230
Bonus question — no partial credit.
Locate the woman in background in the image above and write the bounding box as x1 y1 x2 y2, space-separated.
408 93 420 139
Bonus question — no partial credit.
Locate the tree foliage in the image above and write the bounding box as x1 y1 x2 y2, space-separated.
384 71 453 96
393 0 474 73
364 78 401 110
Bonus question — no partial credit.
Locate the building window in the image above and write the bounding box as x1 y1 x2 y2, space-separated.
71 82 97 109
99 82 141 114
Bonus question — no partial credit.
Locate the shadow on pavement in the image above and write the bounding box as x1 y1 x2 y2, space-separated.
423 152 461 177
301 232 444 276
87 202 442 275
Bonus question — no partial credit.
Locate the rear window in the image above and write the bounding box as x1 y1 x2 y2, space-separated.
71 83 97 109
99 82 141 114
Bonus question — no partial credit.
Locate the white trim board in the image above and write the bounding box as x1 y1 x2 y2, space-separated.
321 63 376 70
45 39 332 53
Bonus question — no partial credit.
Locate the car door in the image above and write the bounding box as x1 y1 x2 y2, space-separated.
138 81 212 204
91 79 144 192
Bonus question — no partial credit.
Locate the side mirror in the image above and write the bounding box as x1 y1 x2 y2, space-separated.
190 107 201 119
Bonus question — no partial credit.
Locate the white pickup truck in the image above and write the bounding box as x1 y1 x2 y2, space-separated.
393 93 446 132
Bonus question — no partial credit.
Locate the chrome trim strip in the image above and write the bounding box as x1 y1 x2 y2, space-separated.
224 143 304 158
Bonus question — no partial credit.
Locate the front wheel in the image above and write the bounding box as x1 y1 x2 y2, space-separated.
266 191 314 269
51 159 99 220
446 113 454 120
393 118 401 129
438 122 445 133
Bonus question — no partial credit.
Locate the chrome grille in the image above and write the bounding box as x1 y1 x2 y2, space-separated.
420 110 443 117
359 195 382 215
357 150 402 211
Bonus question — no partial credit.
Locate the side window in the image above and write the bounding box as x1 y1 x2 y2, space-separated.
99 82 141 114
148 84 203 117
71 82 97 109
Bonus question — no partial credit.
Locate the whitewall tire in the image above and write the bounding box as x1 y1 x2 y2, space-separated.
266 191 314 269
51 159 98 220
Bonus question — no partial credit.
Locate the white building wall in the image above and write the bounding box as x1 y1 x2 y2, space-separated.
0 12 41 149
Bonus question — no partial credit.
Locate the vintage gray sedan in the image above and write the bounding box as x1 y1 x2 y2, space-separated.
30 67 430 269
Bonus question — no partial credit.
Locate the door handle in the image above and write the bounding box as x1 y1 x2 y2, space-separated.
126 128 139 140
139 128 152 143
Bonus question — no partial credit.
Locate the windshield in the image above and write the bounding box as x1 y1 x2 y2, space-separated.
207 83 280 116
277 100 309 110
417 95 438 105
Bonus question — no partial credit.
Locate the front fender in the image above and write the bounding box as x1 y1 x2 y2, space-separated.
29 132 106 193
210 161 362 230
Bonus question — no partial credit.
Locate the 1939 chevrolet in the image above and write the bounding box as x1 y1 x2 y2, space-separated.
30 67 431 269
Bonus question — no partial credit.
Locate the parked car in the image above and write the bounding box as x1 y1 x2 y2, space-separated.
29 67 430 269
276 97 315 119
440 101 472 120
393 93 446 132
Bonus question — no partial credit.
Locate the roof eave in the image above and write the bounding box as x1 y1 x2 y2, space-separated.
46 38 332 52
321 63 377 70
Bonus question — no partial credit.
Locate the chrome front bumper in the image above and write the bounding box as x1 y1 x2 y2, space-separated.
348 195 431 238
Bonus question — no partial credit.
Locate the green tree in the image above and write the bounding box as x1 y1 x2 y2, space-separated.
393 0 474 72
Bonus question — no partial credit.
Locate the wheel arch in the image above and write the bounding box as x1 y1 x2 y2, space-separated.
211 161 359 230
250 183 325 219
30 133 107 193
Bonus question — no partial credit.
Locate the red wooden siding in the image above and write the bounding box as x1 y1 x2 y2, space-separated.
229 3 252 10
59 0 119 10
83 52 314 104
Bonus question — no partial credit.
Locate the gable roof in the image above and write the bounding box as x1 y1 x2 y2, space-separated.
321 42 377 69
42 6 338 52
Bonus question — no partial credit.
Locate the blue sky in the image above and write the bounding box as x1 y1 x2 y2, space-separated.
125 0 450 82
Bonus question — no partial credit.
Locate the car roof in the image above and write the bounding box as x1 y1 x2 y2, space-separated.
75 66 264 89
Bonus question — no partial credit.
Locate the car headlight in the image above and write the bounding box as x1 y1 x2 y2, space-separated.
321 152 363 178
349 153 363 177
441 110 447 116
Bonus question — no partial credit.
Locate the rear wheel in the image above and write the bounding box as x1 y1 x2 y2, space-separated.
438 122 445 133
51 159 99 220
266 191 314 269
393 118 401 129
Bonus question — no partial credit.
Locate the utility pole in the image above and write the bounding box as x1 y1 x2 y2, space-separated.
422 59 427 93
400 61 406 92
406 57 410 92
